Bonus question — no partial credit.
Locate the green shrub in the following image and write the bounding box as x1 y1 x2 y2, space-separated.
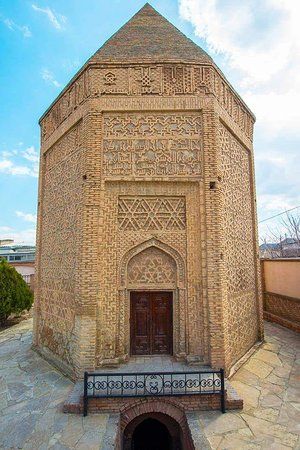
0 258 33 324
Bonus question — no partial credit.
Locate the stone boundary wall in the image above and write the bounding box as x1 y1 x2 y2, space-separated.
261 259 300 332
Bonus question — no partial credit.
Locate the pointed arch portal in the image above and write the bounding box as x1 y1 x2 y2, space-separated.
117 238 187 360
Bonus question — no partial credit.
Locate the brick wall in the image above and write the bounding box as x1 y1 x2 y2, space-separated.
34 8 262 379
261 259 300 332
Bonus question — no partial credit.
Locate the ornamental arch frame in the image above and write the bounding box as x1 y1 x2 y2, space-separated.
117 238 187 361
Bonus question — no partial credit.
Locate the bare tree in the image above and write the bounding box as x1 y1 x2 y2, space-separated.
260 211 300 258
281 212 300 245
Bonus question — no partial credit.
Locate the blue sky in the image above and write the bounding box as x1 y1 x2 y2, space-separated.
0 0 299 244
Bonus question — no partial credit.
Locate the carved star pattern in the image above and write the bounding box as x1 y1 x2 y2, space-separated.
118 197 186 231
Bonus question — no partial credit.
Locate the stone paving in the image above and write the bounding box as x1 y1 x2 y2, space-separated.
0 318 299 449
95 355 210 372
198 321 300 449
0 319 109 449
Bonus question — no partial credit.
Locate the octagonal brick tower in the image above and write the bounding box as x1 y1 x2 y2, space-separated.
33 3 263 379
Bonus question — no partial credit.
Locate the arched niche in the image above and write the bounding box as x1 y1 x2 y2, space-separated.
116 238 187 362
127 246 177 289
120 238 185 289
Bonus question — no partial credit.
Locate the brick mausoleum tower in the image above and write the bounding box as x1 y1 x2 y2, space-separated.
33 3 263 380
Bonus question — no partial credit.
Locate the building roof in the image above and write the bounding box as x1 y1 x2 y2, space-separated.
259 243 279 250
39 2 255 123
90 3 212 64
0 244 36 254
280 238 297 245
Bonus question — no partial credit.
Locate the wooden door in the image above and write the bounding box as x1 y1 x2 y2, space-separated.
130 292 173 355
130 292 151 355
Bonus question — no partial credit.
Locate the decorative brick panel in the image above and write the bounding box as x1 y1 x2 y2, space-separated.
219 122 259 367
118 196 186 231
102 112 202 178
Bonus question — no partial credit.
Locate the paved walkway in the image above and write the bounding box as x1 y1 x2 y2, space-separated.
198 321 300 449
0 318 299 449
0 319 109 449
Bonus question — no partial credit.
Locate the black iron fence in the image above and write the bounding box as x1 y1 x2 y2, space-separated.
83 369 225 416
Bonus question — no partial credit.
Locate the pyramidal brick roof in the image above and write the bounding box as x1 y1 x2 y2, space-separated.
90 3 212 64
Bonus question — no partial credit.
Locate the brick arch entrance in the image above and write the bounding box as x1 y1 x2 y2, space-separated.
120 399 195 450
123 412 181 450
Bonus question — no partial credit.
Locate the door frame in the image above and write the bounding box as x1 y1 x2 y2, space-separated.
130 290 173 356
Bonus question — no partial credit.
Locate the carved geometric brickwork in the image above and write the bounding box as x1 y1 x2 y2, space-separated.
219 122 257 364
38 120 84 366
220 123 256 295
119 238 185 288
264 292 300 326
127 246 177 286
163 66 193 95
41 64 253 142
118 196 186 231
131 66 162 95
103 113 202 178
42 71 89 140
92 67 129 95
45 121 83 171
226 293 258 363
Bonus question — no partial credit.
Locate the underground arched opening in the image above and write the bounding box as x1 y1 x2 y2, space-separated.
123 412 184 450
133 418 171 450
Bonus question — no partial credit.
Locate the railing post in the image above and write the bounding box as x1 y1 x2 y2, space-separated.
83 372 88 417
220 368 226 413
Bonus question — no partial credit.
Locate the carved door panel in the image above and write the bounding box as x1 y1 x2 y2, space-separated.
131 292 172 355
151 292 173 355
131 292 151 355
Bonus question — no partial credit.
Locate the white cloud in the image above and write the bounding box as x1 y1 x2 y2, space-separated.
15 211 37 223
179 0 300 240
257 192 300 238
258 193 296 214
41 68 61 88
179 0 300 137
2 18 32 37
21 146 39 164
244 90 300 139
0 226 13 233
0 146 39 177
0 159 32 176
0 227 36 245
32 4 66 30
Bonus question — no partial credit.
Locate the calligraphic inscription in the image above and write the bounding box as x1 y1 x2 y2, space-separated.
103 113 202 178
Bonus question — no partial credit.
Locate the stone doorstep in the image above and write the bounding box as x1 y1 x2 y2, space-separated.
63 380 243 415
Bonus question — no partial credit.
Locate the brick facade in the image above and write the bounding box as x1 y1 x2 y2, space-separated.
33 4 263 379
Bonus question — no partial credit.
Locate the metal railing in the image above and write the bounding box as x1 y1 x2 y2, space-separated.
83 368 225 416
